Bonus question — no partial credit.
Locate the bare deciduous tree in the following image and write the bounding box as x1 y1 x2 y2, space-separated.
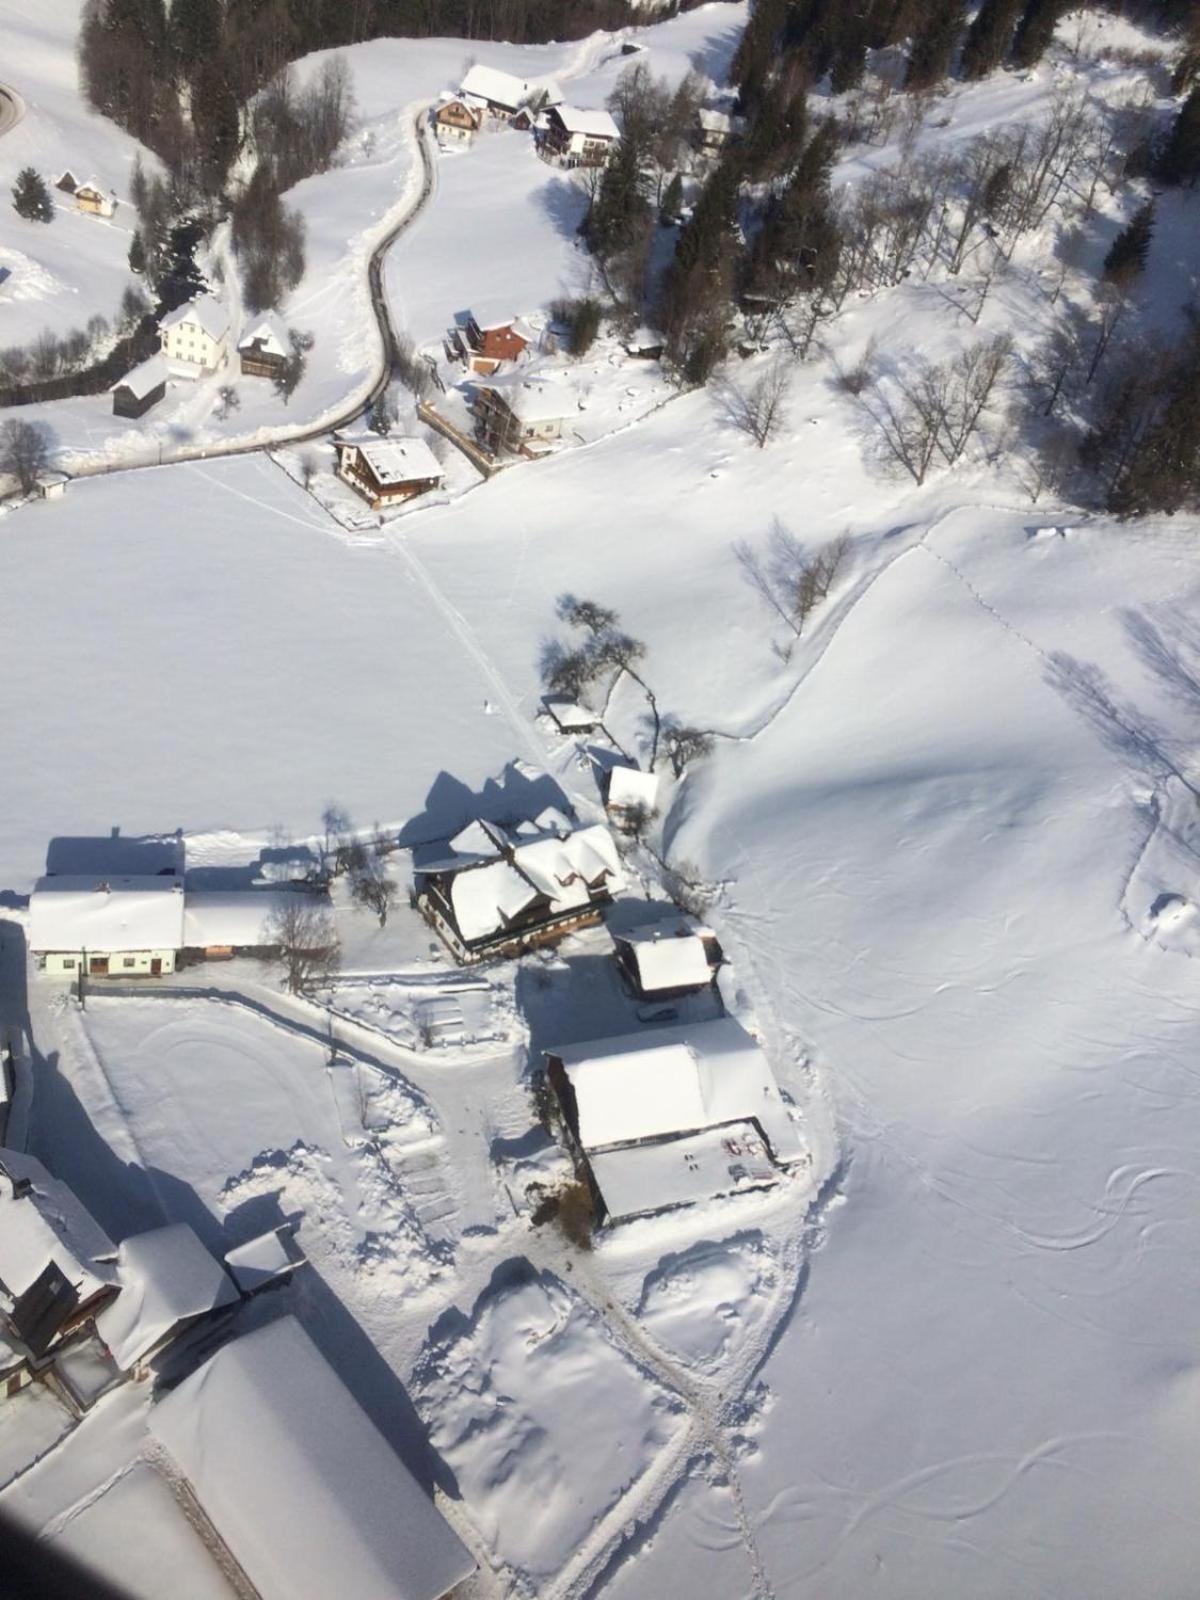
716 356 792 448
299 450 319 490
735 523 851 652
0 418 52 494
348 841 397 927
266 896 340 993
663 724 715 779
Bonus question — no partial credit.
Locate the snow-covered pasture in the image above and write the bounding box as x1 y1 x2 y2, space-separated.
0 0 148 352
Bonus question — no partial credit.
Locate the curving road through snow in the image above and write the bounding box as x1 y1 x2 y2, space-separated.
0 84 24 138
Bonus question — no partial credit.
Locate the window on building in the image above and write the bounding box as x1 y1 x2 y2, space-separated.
62 957 76 969
123 957 136 968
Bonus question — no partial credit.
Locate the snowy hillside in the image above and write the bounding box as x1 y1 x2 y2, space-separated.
1 1 1199 1598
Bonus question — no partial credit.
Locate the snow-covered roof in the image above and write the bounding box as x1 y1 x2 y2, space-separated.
698 108 734 135
451 858 543 941
549 1016 801 1161
223 1226 305 1293
616 928 713 993
112 354 168 399
606 765 659 811
149 1315 476 1600
95 1223 237 1371
182 889 306 948
553 105 620 140
76 179 116 201
29 874 185 953
481 373 573 423
341 435 443 486
237 314 288 357
460 63 530 110
439 819 622 943
589 1120 777 1222
543 695 598 730
0 1149 116 1307
160 295 229 342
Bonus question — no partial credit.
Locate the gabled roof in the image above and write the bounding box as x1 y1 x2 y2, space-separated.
0 1149 116 1309
238 313 289 357
479 372 572 424
149 1315 476 1600
75 179 116 201
95 1223 237 1371
606 765 659 811
160 294 229 342
435 818 623 945
460 63 531 111
698 108 734 135
616 927 713 993
551 105 620 140
339 434 443 487
112 354 168 399
29 874 186 953
549 1016 801 1161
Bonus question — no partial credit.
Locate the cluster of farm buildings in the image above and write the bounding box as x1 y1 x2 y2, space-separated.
0 1145 474 1600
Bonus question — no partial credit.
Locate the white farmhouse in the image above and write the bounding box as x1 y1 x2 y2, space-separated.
29 872 185 977
159 295 230 373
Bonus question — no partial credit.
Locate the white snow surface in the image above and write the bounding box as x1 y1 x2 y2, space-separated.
149 1314 475 1600
2 6 1200 1599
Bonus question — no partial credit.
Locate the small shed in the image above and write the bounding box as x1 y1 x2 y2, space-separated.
111 354 168 419
55 170 79 195
542 695 599 735
612 921 720 999
223 1226 306 1295
36 473 68 501
604 764 659 829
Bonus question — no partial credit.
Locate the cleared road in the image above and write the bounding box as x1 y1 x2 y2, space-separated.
0 84 25 138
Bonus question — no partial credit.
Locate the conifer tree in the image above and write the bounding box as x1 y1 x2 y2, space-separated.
961 0 1023 81
12 168 53 222
905 0 967 92
128 229 146 273
1101 200 1154 290
659 170 683 225
1010 0 1064 70
1158 85 1200 187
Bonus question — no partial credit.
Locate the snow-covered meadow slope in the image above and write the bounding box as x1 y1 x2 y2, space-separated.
2 2 1200 1597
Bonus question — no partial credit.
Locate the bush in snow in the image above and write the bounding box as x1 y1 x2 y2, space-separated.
0 418 54 495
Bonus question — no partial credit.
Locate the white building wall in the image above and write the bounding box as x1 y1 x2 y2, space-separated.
161 322 226 371
43 949 178 977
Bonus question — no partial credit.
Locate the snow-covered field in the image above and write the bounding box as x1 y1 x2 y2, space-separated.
0 0 148 350
2 1 1200 1597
